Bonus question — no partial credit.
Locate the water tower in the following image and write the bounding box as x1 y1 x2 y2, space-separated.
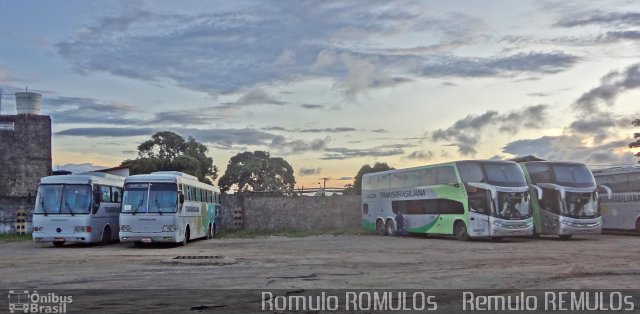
15 92 42 115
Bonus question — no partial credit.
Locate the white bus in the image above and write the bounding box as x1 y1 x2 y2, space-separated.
119 171 221 246
362 160 534 240
592 166 640 232
32 172 125 247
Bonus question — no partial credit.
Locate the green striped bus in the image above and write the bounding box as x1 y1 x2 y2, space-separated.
362 160 534 240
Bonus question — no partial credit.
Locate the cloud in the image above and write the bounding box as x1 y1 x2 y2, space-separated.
219 88 286 109
430 105 548 156
299 167 321 176
56 127 155 137
270 135 328 153
321 146 404 160
53 163 108 174
568 113 633 143
574 63 640 113
261 126 357 133
300 104 325 110
503 135 636 165
43 96 220 126
555 12 640 28
406 150 434 160
56 127 278 148
54 4 577 98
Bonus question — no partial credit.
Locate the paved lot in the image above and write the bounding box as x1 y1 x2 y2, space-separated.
2 233 639 290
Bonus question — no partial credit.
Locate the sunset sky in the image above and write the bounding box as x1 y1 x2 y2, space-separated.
1 0 639 189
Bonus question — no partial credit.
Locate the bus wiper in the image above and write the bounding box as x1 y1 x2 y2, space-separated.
132 199 144 215
64 200 75 216
155 198 163 215
40 200 48 217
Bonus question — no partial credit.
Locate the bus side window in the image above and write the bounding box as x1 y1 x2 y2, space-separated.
362 203 369 214
390 173 405 189
379 174 391 190
420 170 436 186
436 166 458 185
100 186 111 203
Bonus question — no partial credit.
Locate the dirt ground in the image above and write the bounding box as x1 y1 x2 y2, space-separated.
2 233 640 290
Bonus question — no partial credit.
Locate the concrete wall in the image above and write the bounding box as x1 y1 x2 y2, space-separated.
0 114 52 197
242 195 361 231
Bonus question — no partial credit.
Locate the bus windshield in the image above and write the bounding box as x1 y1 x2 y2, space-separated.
149 183 178 213
34 184 92 214
495 191 531 219
563 192 599 218
552 164 595 188
122 183 148 213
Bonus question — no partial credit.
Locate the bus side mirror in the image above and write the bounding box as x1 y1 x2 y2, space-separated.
179 192 185 204
529 184 543 200
597 185 612 199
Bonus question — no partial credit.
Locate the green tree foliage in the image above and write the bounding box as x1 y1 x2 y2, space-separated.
353 162 395 195
631 118 640 162
120 131 218 184
218 151 296 193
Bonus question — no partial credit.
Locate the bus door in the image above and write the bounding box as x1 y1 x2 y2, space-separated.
465 183 491 237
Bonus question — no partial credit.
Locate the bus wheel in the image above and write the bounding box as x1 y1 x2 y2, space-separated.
101 226 112 246
53 242 64 247
385 220 396 236
455 221 470 241
181 228 189 246
375 220 385 236
559 235 572 241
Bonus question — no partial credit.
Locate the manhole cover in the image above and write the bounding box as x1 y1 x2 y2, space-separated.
174 255 224 260
162 255 237 266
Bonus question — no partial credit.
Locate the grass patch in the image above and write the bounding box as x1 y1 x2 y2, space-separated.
0 234 31 242
218 228 376 239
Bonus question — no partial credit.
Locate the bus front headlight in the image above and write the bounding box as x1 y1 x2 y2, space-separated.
120 225 131 232
162 225 177 232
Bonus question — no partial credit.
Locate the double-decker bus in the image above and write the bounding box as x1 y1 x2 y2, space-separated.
592 166 640 232
362 160 533 240
32 172 125 247
119 171 221 246
520 161 610 240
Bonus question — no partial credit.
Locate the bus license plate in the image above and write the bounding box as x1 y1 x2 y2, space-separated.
141 238 152 243
54 238 64 242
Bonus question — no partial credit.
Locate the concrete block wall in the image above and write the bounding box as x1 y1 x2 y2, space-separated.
242 195 361 231
0 197 33 234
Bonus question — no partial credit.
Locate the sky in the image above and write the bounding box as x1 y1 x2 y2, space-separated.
0 0 639 189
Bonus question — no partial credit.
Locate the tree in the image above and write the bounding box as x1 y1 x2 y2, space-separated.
218 151 295 193
631 118 640 162
120 131 218 184
353 162 395 195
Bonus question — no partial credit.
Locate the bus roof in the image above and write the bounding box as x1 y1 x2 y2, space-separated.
39 172 125 186
522 161 588 166
362 159 518 177
592 165 640 176
125 171 219 192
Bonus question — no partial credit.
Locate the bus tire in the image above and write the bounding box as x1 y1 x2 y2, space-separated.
375 219 385 236
101 226 112 246
385 219 396 236
559 235 572 240
181 227 190 246
53 242 64 247
455 221 470 241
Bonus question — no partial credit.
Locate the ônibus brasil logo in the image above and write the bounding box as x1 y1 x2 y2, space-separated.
8 290 72 313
